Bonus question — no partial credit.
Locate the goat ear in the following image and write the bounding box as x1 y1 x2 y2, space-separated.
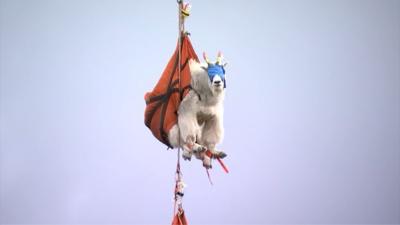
223 62 228 68
201 66 208 72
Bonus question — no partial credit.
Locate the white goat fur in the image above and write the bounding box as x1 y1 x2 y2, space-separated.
168 59 225 168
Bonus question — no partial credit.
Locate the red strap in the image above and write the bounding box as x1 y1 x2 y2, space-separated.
216 157 229 173
205 149 229 174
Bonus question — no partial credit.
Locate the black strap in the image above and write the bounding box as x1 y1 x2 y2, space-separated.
145 57 190 105
158 57 180 147
145 80 179 105
145 37 194 147
159 39 187 147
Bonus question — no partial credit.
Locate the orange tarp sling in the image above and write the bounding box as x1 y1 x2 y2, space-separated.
171 210 188 225
144 34 199 148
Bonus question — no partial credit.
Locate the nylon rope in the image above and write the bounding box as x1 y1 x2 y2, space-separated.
174 0 184 219
177 0 183 184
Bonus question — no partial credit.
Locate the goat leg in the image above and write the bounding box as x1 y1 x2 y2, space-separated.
182 136 207 161
206 144 227 159
182 143 193 161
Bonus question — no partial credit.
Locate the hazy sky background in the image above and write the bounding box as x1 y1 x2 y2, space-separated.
1 0 399 224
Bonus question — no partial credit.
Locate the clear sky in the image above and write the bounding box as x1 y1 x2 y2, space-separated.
1 0 399 224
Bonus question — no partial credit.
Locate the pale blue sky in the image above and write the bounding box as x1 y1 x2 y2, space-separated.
1 0 399 224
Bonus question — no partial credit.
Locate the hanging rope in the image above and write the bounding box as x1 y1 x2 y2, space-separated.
172 3 189 225
173 0 186 223
176 0 184 186
170 2 229 223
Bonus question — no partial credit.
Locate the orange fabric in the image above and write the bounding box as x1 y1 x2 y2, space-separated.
171 210 188 225
144 34 199 147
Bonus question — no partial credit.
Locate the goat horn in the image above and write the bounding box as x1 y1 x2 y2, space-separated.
203 52 211 64
216 51 223 65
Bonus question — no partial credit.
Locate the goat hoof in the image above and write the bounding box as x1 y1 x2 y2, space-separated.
202 157 212 169
182 150 192 161
211 150 227 159
182 155 192 161
218 151 227 159
193 145 206 153
203 163 212 169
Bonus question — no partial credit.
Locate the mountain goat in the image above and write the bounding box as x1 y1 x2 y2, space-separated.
168 52 227 168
